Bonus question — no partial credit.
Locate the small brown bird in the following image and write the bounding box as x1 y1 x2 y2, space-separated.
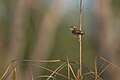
69 26 84 37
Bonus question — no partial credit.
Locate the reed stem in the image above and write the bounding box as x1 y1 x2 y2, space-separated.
79 0 82 79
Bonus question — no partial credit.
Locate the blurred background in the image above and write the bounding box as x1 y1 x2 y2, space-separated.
0 0 120 80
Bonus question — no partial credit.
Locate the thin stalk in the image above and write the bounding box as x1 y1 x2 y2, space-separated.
79 0 83 79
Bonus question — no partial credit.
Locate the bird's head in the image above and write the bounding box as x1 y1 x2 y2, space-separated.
69 26 77 31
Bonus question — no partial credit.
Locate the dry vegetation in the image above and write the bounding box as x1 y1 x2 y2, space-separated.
1 0 120 80
1 56 120 80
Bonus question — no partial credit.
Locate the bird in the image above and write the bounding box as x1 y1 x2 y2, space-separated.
69 26 85 37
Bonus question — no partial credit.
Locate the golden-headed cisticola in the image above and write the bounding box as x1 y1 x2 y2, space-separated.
69 26 85 37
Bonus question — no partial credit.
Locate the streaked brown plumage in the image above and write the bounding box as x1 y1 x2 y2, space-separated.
69 26 84 37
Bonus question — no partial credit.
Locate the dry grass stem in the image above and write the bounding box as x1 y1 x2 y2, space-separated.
34 75 57 80
17 59 62 63
79 0 83 79
12 68 16 80
98 62 106 72
67 59 71 80
98 56 120 70
0 61 16 80
29 66 34 80
94 57 98 80
47 62 67 80
76 69 80 80
69 64 77 79
30 64 69 79
98 64 111 77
